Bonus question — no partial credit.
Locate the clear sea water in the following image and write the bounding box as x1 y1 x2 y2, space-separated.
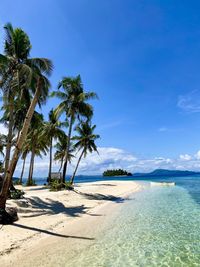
26 175 200 266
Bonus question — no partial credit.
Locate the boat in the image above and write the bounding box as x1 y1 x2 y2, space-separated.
150 182 175 186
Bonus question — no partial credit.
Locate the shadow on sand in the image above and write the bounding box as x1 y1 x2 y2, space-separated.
18 197 103 218
25 187 48 191
19 197 90 218
89 183 117 187
12 223 95 240
75 190 129 203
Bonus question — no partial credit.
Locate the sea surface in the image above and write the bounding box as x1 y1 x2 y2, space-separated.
26 175 200 266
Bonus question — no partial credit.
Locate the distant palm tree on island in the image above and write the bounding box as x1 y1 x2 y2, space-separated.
103 169 133 177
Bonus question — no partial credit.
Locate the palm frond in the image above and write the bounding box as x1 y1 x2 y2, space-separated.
27 58 53 76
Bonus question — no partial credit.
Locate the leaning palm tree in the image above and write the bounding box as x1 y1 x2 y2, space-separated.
0 23 32 177
42 109 65 182
52 75 97 183
0 25 53 222
70 121 100 184
54 135 75 172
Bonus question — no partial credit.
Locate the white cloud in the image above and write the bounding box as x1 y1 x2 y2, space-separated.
177 90 200 113
74 147 137 175
179 154 192 161
195 150 200 160
2 146 200 178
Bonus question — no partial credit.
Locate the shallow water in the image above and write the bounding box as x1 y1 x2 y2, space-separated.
67 184 200 266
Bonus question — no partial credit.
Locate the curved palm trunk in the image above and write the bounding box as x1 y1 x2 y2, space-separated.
70 149 84 184
27 149 35 185
0 79 41 210
19 155 26 184
59 157 64 172
4 96 14 177
48 137 53 183
16 129 20 143
62 115 73 183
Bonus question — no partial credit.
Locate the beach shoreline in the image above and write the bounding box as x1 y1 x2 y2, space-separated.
0 180 142 267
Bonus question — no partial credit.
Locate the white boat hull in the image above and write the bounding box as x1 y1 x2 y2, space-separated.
150 182 175 186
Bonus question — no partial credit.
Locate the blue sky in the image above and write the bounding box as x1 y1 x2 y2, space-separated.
1 0 200 176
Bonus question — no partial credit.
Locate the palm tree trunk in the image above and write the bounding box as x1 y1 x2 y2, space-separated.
19 155 26 184
16 129 20 143
4 96 14 177
27 149 35 185
59 157 64 172
70 149 84 184
62 115 73 183
48 137 53 182
0 78 41 211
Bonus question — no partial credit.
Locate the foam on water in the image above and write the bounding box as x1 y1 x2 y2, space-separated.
68 185 200 266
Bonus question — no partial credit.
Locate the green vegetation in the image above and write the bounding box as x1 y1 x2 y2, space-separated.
54 135 75 173
0 22 100 224
9 189 25 200
49 179 73 191
52 75 97 183
103 169 132 177
70 121 100 184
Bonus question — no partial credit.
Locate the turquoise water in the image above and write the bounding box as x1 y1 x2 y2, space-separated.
68 183 200 266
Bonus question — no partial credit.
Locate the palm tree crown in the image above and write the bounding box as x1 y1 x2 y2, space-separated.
70 121 100 184
42 109 65 181
52 75 97 183
0 23 53 214
73 122 99 156
54 135 75 172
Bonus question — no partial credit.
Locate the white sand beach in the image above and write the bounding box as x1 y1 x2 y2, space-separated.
0 181 141 267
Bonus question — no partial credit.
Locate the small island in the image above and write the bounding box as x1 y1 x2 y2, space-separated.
103 169 132 177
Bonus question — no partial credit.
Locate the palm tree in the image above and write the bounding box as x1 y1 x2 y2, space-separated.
70 121 100 184
19 148 28 185
0 134 6 175
42 109 65 182
26 113 48 186
54 134 74 173
0 133 6 158
0 100 29 182
0 24 53 219
0 23 32 178
52 75 97 183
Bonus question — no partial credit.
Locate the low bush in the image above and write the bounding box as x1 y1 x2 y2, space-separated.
49 179 74 191
26 180 37 186
13 179 22 185
64 181 74 190
9 189 25 199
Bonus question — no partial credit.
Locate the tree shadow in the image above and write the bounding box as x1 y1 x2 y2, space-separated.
18 197 90 218
75 191 128 203
25 187 48 191
12 223 95 240
89 183 117 187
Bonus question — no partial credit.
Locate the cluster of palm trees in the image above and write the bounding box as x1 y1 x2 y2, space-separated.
0 23 100 222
